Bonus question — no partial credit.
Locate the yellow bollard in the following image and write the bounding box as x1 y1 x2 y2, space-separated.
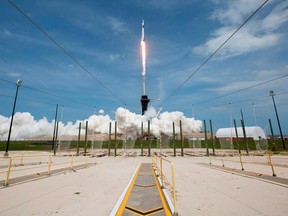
160 157 163 187
48 155 52 175
20 153 24 165
267 154 276 176
5 157 13 186
71 155 74 170
239 153 244 170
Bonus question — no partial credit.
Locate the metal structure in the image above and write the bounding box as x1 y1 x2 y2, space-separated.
269 90 285 149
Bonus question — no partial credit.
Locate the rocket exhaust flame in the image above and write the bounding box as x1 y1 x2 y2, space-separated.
141 40 146 77
141 19 146 78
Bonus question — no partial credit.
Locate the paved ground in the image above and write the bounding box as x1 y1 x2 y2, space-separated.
0 156 287 216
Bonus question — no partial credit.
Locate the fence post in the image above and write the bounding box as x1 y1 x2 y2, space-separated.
148 120 151 157
209 119 215 155
84 121 88 156
54 121 59 155
234 119 241 154
180 120 184 156
5 157 13 186
108 122 111 156
77 122 81 156
141 122 144 156
241 120 249 155
204 120 209 156
269 119 276 150
114 121 117 156
173 122 176 157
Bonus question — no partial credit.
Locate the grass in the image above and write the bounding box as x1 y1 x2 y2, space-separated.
1 139 287 153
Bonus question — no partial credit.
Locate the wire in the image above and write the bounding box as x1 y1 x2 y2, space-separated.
0 77 93 107
7 0 125 105
0 78 15 85
0 94 55 105
194 74 288 106
160 0 268 106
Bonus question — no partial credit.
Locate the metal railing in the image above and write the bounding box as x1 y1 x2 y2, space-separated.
0 153 92 187
152 154 177 215
208 153 281 176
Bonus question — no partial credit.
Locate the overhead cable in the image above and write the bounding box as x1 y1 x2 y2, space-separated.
7 0 125 105
160 0 268 106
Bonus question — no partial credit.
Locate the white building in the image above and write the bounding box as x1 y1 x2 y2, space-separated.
216 126 267 140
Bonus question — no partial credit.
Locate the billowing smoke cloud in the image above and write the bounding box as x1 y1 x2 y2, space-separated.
0 107 202 140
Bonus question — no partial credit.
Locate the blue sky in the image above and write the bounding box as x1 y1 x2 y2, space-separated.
0 0 288 134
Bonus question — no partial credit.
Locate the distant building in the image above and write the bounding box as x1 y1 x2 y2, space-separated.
216 126 266 140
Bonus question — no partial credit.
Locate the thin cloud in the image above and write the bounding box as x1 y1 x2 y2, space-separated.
7 72 22 77
106 16 128 34
193 0 288 59
3 29 11 36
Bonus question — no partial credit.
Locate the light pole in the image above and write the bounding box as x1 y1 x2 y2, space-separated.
269 90 285 149
192 104 195 118
5 79 22 156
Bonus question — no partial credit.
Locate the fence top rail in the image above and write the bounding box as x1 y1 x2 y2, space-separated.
10 154 53 159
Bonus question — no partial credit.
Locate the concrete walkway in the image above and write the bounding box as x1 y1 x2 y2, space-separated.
115 163 172 215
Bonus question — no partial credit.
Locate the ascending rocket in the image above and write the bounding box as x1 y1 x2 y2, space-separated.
141 19 145 42
140 19 149 115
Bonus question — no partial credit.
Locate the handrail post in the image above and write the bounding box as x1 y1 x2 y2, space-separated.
20 153 24 165
239 153 244 170
71 155 74 170
5 157 13 186
267 154 276 176
48 155 52 175
171 163 177 215
173 122 176 157
160 157 163 187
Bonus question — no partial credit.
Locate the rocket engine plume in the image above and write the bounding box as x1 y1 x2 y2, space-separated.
141 20 146 82
141 19 146 78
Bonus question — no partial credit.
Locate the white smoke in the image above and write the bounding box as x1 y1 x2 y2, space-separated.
0 108 202 140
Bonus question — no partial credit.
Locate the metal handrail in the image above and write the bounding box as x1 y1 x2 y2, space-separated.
1 154 91 186
209 153 278 176
152 154 177 214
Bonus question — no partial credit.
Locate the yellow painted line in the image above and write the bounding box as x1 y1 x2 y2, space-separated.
116 163 142 216
134 183 156 188
125 205 164 215
150 163 172 216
